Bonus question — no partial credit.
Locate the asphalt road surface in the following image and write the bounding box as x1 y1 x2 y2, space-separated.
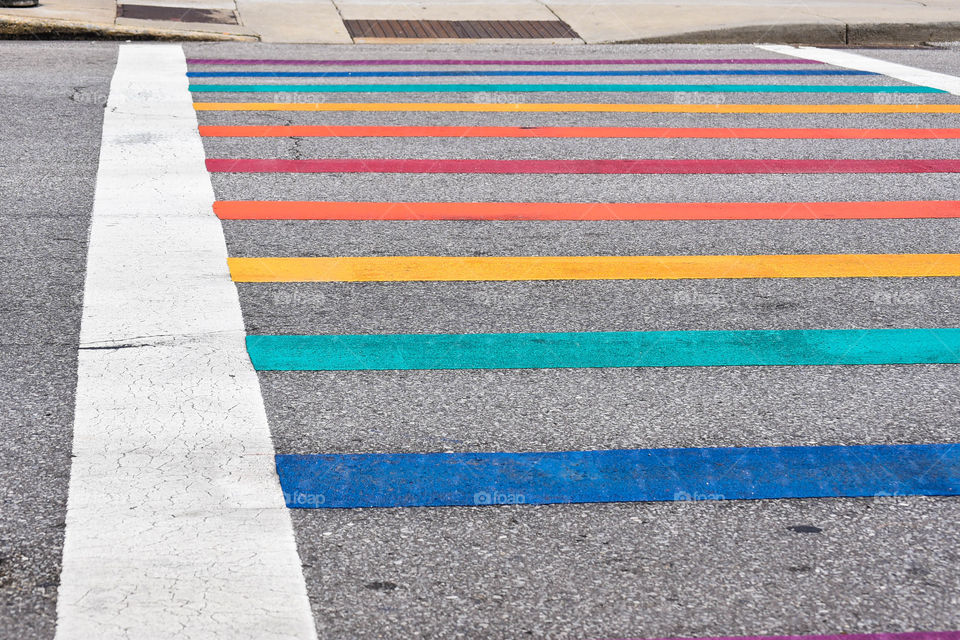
1 40 959 640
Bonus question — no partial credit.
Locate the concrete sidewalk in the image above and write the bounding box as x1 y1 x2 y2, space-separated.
0 0 957 45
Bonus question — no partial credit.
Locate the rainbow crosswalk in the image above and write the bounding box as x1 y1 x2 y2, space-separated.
191 54 960 510
189 47 960 638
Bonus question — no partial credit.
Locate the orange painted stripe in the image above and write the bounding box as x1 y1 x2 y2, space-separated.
199 125 960 139
214 200 960 221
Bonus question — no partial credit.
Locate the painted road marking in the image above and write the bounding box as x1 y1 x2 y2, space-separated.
187 70 875 78
194 102 960 114
189 83 944 94
214 200 960 221
760 45 960 96
228 254 960 283
207 158 960 175
245 328 960 371
274 443 960 508
187 57 827 66
55 44 317 640
199 125 960 139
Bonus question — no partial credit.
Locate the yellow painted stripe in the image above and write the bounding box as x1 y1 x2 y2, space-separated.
194 102 960 114
228 254 960 282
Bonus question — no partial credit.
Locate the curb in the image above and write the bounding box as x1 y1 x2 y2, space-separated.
607 21 960 46
0 14 258 40
847 22 960 45
0 13 957 45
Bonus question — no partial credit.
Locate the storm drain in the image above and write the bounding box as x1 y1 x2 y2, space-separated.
116 4 239 24
344 19 580 39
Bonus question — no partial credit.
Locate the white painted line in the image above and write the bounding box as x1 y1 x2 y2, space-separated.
55 44 317 640
758 44 960 95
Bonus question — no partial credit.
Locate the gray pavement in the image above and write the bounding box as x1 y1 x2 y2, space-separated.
292 497 960 639
212 172 960 205
0 42 116 640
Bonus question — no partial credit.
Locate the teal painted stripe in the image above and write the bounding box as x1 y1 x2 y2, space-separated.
189 83 946 94
247 328 960 371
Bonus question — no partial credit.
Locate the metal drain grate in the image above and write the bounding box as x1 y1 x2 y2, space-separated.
116 4 239 24
344 19 579 39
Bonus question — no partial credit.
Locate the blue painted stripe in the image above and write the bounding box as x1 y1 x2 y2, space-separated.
246 328 960 371
186 69 877 78
189 83 944 94
276 443 960 508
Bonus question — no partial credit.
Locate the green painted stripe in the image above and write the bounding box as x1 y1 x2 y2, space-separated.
189 83 946 94
247 328 960 371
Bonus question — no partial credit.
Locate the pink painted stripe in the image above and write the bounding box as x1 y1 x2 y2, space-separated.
603 632 960 640
205 158 960 175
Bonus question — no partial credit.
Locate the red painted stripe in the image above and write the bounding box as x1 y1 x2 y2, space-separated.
205 158 960 175
213 200 960 221
199 125 960 140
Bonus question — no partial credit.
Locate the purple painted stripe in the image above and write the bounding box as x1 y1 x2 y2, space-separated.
604 633 960 640
185 57 824 67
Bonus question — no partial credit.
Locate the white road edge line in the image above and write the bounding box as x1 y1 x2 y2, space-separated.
758 44 960 95
55 44 317 640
